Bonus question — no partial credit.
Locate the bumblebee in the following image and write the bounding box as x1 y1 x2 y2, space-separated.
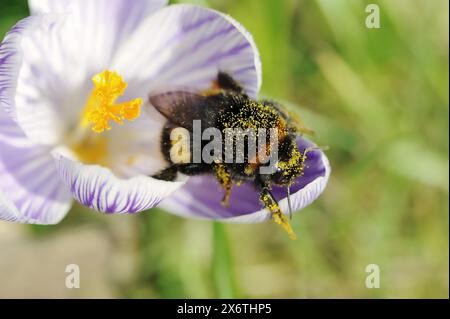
150 72 313 239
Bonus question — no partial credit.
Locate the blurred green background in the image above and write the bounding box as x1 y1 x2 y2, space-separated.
0 0 448 298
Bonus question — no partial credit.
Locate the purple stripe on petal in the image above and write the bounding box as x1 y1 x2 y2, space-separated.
165 14 220 49
105 189 121 214
234 66 257 75
166 40 252 83
143 24 238 84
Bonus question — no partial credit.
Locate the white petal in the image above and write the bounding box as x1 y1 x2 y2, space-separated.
29 0 167 16
4 0 168 145
54 152 184 213
113 4 262 100
0 122 73 224
28 0 168 69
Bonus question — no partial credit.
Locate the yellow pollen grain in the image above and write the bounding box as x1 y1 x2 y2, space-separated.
82 70 142 133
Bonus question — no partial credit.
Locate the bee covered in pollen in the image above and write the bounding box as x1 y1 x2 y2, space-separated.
150 72 322 239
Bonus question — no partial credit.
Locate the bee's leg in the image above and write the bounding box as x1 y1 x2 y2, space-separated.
259 187 297 240
216 71 245 94
152 166 178 181
213 163 233 207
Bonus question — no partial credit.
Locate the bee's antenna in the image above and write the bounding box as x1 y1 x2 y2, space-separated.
287 186 293 220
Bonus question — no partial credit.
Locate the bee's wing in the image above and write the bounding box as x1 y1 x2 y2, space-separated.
149 90 212 131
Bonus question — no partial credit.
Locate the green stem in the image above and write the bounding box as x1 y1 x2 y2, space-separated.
212 222 239 298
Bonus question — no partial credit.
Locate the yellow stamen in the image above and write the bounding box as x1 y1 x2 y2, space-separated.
82 70 142 133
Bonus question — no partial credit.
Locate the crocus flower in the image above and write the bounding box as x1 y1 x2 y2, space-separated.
0 0 330 227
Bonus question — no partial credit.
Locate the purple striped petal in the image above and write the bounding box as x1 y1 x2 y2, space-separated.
0 135 73 224
0 16 40 117
1 52 73 224
113 4 262 100
0 14 75 145
158 137 330 223
54 153 184 214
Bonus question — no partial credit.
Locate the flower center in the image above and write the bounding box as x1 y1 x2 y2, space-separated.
82 70 142 133
67 70 142 166
71 134 109 165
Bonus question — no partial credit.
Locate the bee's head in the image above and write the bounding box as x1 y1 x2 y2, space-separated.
270 138 306 186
